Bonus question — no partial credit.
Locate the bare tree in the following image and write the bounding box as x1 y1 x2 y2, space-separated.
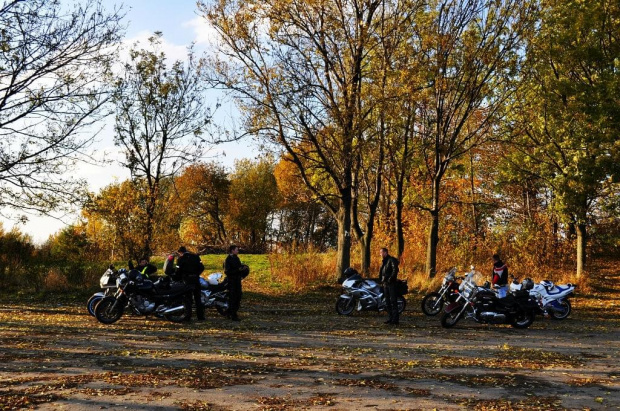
113 33 213 258
0 0 123 216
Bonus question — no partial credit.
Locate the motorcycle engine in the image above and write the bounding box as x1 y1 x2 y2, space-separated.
131 295 155 313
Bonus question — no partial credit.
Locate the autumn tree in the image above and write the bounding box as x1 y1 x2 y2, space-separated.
508 0 620 277
0 0 123 217
274 158 337 250
410 0 536 277
227 158 279 252
173 162 230 248
112 33 214 258
202 0 412 277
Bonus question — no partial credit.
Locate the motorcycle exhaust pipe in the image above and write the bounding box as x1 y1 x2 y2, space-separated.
162 305 185 314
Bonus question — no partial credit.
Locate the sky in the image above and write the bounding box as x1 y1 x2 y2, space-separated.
0 0 258 244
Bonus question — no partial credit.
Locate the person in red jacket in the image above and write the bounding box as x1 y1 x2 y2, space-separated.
492 254 508 298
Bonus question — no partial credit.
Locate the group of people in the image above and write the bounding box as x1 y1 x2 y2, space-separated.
136 244 249 323
134 245 508 327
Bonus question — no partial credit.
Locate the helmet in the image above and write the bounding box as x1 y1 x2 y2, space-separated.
207 273 223 285
521 278 534 290
343 267 359 279
540 280 554 290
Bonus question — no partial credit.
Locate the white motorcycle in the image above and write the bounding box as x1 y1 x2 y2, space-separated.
336 269 407 315
510 278 575 319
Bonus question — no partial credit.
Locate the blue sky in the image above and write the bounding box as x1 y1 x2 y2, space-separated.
0 0 257 243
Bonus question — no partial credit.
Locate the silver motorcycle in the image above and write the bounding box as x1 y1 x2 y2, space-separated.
336 270 407 315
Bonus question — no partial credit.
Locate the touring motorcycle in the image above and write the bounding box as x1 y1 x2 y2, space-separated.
440 267 539 329
510 277 575 319
200 273 230 315
94 269 193 324
336 269 407 315
421 267 461 316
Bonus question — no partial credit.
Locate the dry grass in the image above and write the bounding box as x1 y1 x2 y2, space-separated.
268 250 337 290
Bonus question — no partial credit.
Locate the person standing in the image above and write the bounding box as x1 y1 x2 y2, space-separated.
223 245 248 321
379 247 400 325
177 246 205 322
491 253 509 298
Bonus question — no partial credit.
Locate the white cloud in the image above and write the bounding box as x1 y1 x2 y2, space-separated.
183 16 221 48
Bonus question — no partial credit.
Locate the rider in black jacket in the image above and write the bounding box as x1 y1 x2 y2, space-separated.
223 245 248 321
177 246 205 321
379 248 400 325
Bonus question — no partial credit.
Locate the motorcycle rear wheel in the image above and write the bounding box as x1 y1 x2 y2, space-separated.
336 297 355 315
440 310 462 328
511 310 535 329
421 292 442 316
549 300 571 320
87 295 103 316
216 302 229 316
95 297 124 324
163 298 190 323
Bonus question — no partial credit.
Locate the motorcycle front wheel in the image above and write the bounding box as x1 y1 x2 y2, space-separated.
87 295 103 316
511 310 535 329
397 296 407 313
163 298 190 323
440 309 463 328
336 297 355 315
95 297 124 324
421 292 442 316
549 300 571 320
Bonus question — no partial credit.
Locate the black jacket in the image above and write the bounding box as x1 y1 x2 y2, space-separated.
177 252 204 280
224 254 243 278
379 256 399 284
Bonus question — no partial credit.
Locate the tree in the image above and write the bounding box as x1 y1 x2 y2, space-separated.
410 0 536 277
173 162 230 248
274 158 337 250
227 158 279 251
0 0 123 215
112 33 214 258
202 0 409 278
508 0 620 277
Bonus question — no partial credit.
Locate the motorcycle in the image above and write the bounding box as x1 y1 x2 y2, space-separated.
336 270 407 315
440 267 539 329
94 269 193 324
511 277 575 320
421 268 461 316
87 266 118 316
200 273 230 316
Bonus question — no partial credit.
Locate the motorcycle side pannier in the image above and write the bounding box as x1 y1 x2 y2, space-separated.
396 279 409 295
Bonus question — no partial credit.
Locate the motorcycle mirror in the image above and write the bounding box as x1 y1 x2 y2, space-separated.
470 265 475 271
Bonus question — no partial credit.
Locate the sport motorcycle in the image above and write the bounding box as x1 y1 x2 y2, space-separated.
336 270 407 315
510 277 575 320
421 267 461 316
440 267 539 329
94 269 193 324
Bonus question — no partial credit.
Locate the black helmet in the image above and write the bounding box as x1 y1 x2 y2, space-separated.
343 267 359 279
522 278 534 290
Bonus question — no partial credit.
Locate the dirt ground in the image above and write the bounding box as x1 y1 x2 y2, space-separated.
1 267 619 411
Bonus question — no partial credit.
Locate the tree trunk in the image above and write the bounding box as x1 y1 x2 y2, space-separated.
425 177 441 278
336 197 352 282
576 223 587 278
395 179 405 258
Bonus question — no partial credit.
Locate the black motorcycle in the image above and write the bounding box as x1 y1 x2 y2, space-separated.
421 268 461 316
94 269 193 324
440 269 539 329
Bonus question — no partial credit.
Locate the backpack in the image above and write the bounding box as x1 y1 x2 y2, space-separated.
163 254 176 276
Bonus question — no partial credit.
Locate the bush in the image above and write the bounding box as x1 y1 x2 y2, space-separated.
268 250 337 290
43 269 70 292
